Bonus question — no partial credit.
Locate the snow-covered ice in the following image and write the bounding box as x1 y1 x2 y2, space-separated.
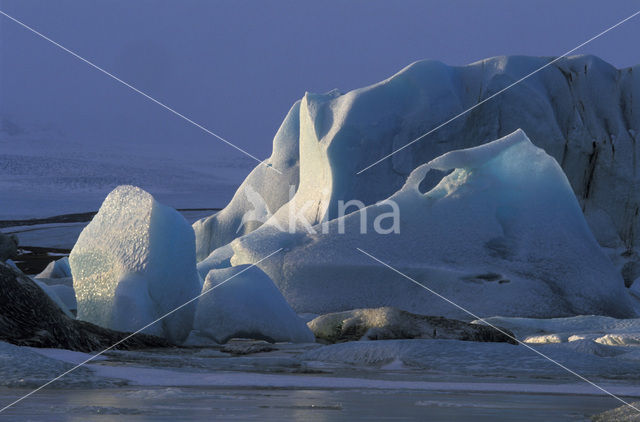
69 185 201 342
191 265 314 344
300 337 640 380
476 315 640 347
0 341 99 388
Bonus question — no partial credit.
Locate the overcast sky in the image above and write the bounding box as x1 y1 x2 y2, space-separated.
1 1 639 162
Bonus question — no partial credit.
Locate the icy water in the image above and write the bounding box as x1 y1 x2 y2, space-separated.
1 341 638 421
0 386 623 421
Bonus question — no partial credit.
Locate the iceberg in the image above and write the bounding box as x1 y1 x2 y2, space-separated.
193 56 640 287
191 265 314 344
230 130 635 318
69 185 201 343
36 257 72 279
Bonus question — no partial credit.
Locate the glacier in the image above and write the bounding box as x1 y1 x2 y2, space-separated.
228 129 635 318
193 55 640 287
69 185 201 343
191 265 314 344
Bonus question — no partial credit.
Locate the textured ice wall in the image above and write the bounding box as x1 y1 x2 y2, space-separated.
192 265 314 344
230 130 636 318
70 185 201 342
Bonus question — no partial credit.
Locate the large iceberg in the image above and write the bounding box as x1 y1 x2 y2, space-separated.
191 265 314 344
229 130 635 318
69 185 201 343
193 55 640 286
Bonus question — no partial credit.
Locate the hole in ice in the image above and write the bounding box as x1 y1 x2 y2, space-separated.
418 168 453 194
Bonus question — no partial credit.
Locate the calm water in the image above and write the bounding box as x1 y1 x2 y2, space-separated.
0 386 623 421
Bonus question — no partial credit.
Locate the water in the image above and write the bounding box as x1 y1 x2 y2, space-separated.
0 386 620 421
2 339 636 421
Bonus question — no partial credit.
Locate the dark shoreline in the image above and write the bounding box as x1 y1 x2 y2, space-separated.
2 208 221 274
0 208 222 229
12 246 71 275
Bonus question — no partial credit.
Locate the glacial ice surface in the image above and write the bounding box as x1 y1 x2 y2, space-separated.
191 265 314 344
230 130 635 318
69 185 201 342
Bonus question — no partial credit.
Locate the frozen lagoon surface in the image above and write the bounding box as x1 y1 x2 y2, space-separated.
0 386 624 422
1 336 640 421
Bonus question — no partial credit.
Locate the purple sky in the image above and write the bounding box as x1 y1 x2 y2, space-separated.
1 0 639 161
